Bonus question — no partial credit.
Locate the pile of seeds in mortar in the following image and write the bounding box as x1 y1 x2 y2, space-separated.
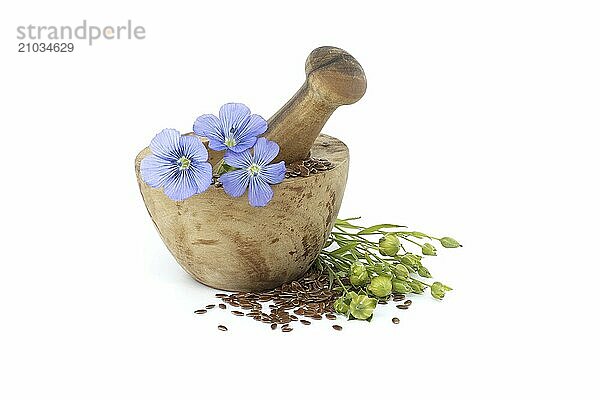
193 267 412 333
285 157 334 178
210 157 334 188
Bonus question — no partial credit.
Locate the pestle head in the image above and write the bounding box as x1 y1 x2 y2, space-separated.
264 46 366 165
305 46 367 106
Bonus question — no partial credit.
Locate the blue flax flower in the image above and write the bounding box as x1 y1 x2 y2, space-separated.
140 129 212 201
193 103 267 153
219 138 286 207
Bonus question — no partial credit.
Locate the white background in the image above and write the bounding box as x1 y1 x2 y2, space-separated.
1 1 599 398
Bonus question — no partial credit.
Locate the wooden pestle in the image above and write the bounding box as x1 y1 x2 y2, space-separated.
264 46 367 164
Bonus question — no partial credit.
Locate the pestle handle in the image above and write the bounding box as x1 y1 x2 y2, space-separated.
264 46 367 164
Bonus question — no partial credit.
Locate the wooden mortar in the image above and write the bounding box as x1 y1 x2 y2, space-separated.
135 46 366 291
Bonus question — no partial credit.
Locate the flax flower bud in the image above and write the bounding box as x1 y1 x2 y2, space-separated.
421 243 437 256
440 237 461 248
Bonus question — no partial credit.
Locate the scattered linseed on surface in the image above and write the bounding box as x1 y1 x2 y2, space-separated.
197 267 413 332
392 317 400 324
218 325 228 331
216 269 337 328
393 294 406 302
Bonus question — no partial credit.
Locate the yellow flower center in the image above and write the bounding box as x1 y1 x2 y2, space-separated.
177 156 191 170
247 163 261 176
224 137 237 147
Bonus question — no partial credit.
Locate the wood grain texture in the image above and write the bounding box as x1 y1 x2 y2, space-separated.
264 46 366 164
135 135 349 291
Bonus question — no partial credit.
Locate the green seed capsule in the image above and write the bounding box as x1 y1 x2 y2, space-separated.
349 261 369 286
392 264 410 279
430 282 446 299
379 234 400 256
367 275 393 298
348 292 377 320
333 296 350 314
400 253 422 267
408 280 425 294
392 279 411 294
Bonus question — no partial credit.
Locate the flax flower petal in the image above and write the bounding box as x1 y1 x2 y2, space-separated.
227 135 258 154
248 176 274 207
149 129 181 160
252 137 280 166
219 103 251 135
220 169 250 198
179 135 209 162
163 170 198 201
140 155 178 188
234 114 267 143
189 161 213 194
261 161 286 184
193 114 225 151
224 149 253 169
